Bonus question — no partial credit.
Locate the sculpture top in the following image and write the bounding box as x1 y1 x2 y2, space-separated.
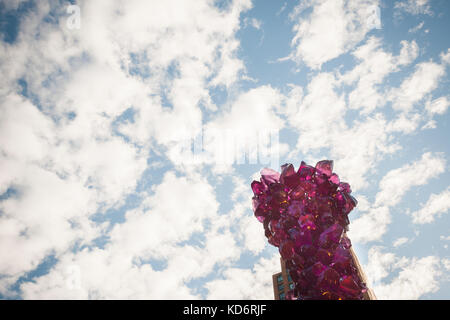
251 160 369 300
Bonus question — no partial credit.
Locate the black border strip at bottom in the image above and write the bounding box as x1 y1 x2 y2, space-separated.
0 299 442 318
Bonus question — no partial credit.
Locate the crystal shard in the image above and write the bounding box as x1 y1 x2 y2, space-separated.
251 180 265 195
315 160 333 177
319 223 344 248
260 168 280 186
339 275 360 296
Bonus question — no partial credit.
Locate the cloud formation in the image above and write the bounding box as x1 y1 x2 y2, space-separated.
0 0 449 299
289 0 381 69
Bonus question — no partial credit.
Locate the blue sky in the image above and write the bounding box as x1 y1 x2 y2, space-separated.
0 0 449 299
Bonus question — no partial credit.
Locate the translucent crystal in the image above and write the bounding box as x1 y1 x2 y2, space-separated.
315 160 333 177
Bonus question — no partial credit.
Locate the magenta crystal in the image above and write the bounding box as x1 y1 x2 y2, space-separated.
316 248 333 265
329 173 340 185
298 214 316 231
339 275 360 296
254 207 266 223
280 163 295 181
281 163 301 189
287 201 303 217
251 180 265 195
319 223 344 248
251 160 369 300
312 261 327 276
294 229 313 247
279 240 295 260
339 182 351 193
298 162 315 181
290 185 306 200
260 168 280 186
318 267 340 289
315 160 333 177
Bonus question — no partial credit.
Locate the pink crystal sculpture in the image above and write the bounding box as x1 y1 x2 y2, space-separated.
251 160 369 300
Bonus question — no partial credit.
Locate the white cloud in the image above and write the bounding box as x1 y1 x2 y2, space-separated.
376 257 441 299
289 0 381 69
286 35 423 190
226 175 267 255
353 194 371 212
284 38 444 201
0 162 99 273
1 0 253 153
389 61 446 112
20 247 202 299
204 85 287 173
348 206 391 244
0 0 28 10
230 176 252 202
156 85 288 176
0 94 54 164
349 152 445 243
394 0 432 16
442 259 450 272
397 39 420 66
0 0 256 297
0 93 111 287
247 18 262 30
421 120 436 130
333 114 401 190
411 187 450 224
425 96 450 115
375 152 446 208
19 171 246 299
386 112 422 134
239 215 267 255
109 171 219 257
364 246 397 283
340 37 418 114
287 72 346 152
408 21 425 33
205 253 279 299
441 49 450 65
285 69 402 190
393 237 410 247
365 246 443 300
